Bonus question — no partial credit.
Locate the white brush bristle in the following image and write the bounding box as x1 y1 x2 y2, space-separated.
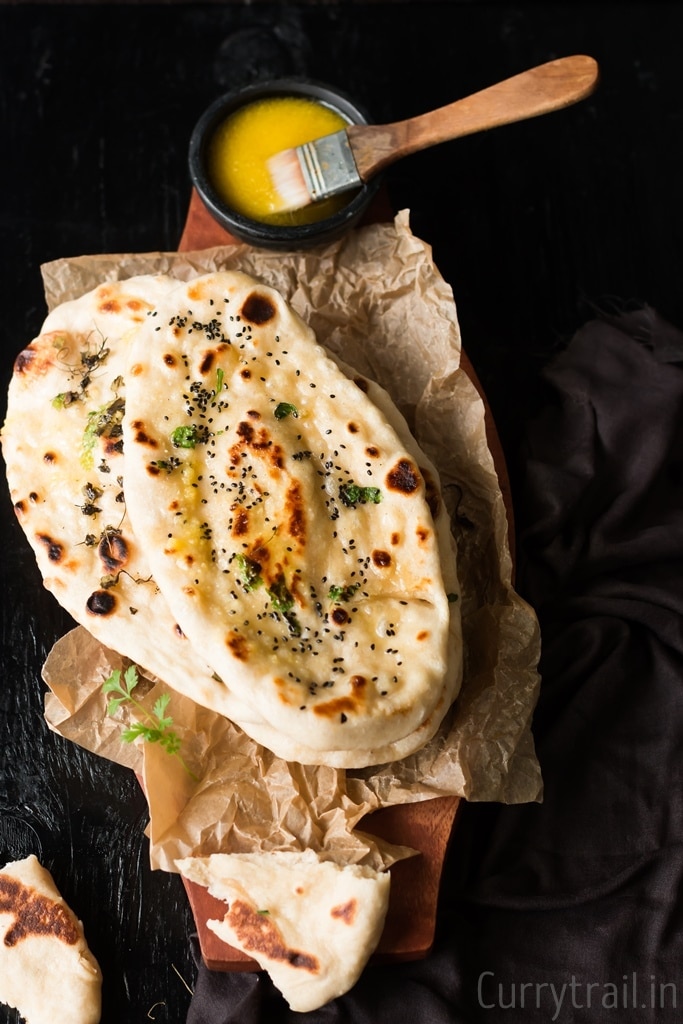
267 148 312 213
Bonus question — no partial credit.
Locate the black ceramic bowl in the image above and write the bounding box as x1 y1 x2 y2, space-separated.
188 78 382 250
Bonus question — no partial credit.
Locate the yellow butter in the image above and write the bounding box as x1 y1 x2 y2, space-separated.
207 96 351 226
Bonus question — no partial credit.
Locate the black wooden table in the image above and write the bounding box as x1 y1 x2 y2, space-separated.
1 4 682 1021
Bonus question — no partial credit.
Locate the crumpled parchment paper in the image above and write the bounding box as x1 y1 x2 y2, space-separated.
40 210 542 873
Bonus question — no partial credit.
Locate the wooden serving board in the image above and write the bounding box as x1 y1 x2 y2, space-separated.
177 187 511 970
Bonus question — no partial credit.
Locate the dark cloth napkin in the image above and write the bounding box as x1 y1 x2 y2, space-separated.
187 308 683 1023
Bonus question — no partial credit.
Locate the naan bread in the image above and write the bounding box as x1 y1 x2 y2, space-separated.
3 270 461 767
1 277 258 727
0 855 102 1024
176 850 389 1012
122 271 462 763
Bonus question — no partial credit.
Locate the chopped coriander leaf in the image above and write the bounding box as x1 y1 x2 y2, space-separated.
215 367 225 395
267 575 294 613
338 482 382 507
171 423 208 448
81 396 125 468
267 575 302 636
328 582 361 603
234 553 263 590
274 402 298 420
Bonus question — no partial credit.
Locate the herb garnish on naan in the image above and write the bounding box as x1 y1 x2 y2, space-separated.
2 276 258 726
122 271 462 763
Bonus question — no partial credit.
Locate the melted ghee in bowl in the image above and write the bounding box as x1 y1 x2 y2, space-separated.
207 96 354 226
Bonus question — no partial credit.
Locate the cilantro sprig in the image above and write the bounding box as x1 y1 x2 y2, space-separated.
266 575 302 637
274 402 298 420
328 581 361 604
338 482 382 507
103 665 197 778
171 423 208 449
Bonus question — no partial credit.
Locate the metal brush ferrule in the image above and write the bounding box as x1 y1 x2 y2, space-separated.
298 130 361 201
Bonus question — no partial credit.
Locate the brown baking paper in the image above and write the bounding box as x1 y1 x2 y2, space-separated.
41 211 542 873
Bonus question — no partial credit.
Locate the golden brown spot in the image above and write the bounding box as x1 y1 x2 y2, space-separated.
199 350 215 374
98 532 129 573
227 899 318 972
187 283 203 301
241 368 252 379
330 899 357 925
129 362 144 377
232 508 249 537
313 695 357 720
416 525 430 543
30 492 39 503
0 877 79 947
247 409 261 419
184 554 195 566
240 292 276 325
227 632 249 661
365 446 380 458
15 334 64 376
372 549 392 568
147 464 160 476
182 586 196 596
354 376 369 393
37 533 63 563
386 459 420 495
131 420 158 448
163 353 177 367
391 532 400 545
314 677 366 721
331 607 348 625
86 590 116 616
13 499 26 514
104 436 124 457
13 348 36 374
417 630 430 641
347 422 359 434
231 422 284 472
126 299 143 311
98 299 120 314
43 452 57 464
285 481 305 544
295 887 305 895
175 623 186 638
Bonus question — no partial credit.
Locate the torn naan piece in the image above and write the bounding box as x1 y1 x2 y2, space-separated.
123 270 462 766
1 276 259 728
177 850 389 1012
0 855 102 1024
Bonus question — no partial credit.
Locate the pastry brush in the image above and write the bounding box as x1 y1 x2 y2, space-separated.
267 55 599 213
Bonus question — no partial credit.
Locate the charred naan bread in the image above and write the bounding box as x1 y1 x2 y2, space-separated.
0 855 102 1024
2 277 258 727
177 850 389 1012
123 271 462 764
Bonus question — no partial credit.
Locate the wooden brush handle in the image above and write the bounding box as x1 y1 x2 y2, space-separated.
347 55 599 181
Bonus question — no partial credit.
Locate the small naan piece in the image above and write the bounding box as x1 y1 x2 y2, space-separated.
123 271 462 763
2 277 257 727
177 850 389 1012
0 855 102 1024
